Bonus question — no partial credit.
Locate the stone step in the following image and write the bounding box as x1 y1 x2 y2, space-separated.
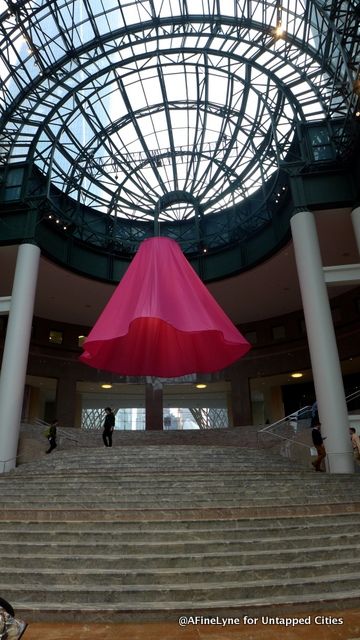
2 473 321 482
12 446 279 456
0 490 357 507
2 473 358 485
11 464 296 475
2 467 345 477
0 518 359 542
0 513 360 533
0 531 357 556
11 591 360 623
3 480 358 495
14 444 278 454
0 498 356 511
3 557 360 587
1 480 356 492
20 462 301 469
1 544 357 570
3 440 360 621
2 475 358 491
21 426 261 448
0 484 356 497
2 573 360 605
11 446 306 471
1 484 357 498
36 450 281 458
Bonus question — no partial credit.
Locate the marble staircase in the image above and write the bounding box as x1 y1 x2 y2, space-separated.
0 443 360 622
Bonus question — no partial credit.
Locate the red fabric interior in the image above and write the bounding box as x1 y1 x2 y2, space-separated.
80 237 250 376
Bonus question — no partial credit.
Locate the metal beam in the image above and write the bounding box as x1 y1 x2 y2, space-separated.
0 296 11 315
323 264 360 286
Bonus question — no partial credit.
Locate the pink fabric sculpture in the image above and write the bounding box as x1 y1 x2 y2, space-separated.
80 237 250 376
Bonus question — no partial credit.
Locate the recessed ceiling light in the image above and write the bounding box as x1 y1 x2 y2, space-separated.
101 384 112 389
291 372 303 379
196 384 207 389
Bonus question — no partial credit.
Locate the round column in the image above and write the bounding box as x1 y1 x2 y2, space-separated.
351 206 360 254
0 243 41 472
290 211 353 473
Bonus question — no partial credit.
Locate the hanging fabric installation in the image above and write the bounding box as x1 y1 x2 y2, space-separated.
80 237 250 377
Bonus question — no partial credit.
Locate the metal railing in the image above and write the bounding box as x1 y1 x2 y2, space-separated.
345 389 360 412
32 418 82 446
257 389 360 464
257 406 313 463
258 405 312 438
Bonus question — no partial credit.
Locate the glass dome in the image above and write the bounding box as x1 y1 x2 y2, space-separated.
0 1 358 227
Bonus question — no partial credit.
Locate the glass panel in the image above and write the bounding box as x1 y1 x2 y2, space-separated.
0 0 357 230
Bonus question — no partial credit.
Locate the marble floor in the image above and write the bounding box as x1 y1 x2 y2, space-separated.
22 610 360 640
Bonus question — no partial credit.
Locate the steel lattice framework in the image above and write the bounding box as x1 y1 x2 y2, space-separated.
0 0 359 237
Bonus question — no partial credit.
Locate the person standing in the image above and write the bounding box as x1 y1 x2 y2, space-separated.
310 400 318 427
46 419 58 454
102 407 115 447
349 427 360 464
311 419 326 472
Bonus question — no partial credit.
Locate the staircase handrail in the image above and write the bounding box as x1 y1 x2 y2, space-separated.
57 428 81 445
259 387 360 438
257 388 360 458
258 429 313 449
345 388 360 408
32 417 48 427
29 418 81 445
258 405 312 435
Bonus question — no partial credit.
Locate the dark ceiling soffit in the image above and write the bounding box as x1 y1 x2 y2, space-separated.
0 164 356 284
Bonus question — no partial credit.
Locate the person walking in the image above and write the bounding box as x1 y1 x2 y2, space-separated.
102 407 115 447
311 419 326 472
46 419 58 454
349 427 360 464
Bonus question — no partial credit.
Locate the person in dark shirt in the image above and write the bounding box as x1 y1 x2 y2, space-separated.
102 407 115 447
311 419 326 472
46 419 58 454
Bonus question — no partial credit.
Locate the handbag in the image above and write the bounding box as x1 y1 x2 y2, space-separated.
0 611 27 639
0 600 27 640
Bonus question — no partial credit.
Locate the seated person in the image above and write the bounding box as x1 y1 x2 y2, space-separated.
0 597 27 639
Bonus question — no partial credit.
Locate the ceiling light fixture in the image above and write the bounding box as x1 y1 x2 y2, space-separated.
273 22 284 39
291 372 303 379
273 2 284 40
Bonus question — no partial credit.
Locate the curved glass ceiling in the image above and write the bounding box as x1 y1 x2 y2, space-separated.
0 1 358 224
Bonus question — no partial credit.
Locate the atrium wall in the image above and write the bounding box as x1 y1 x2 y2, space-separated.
1 285 359 430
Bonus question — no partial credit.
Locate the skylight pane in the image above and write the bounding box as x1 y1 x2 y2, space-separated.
0 0 356 228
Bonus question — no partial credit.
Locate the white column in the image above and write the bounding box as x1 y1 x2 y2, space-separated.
351 206 360 254
290 211 353 473
0 243 40 473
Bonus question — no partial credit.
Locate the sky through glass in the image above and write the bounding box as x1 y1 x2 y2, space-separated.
0 0 358 224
